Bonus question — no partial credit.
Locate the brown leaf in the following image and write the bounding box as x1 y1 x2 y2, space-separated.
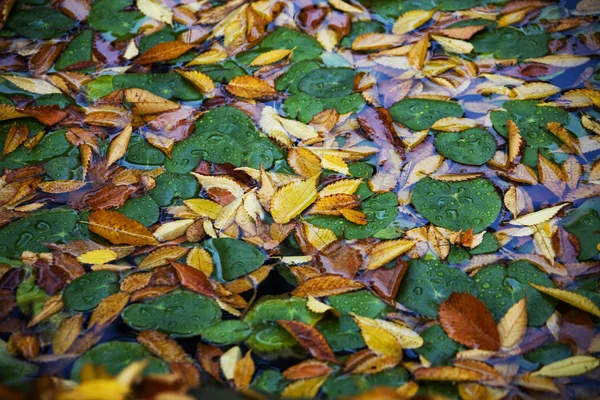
283 360 332 380
408 34 429 70
9 333 40 359
538 153 567 197
170 261 216 297
0 0 16 30
277 320 337 363
136 41 196 65
120 272 153 293
38 180 86 194
52 314 83 355
109 89 180 116
197 343 223 383
86 184 135 210
507 120 524 168
138 330 189 363
415 366 484 382
20 105 68 126
439 292 500 351
88 291 129 328
106 124 132 166
3 123 28 156
233 350 255 391
139 246 189 270
292 274 364 297
225 76 278 100
88 209 159 246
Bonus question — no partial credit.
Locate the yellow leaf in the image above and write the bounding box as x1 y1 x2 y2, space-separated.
316 29 338 52
507 120 525 167
497 297 527 349
191 173 245 198
3 123 27 155
233 350 255 391
530 284 600 318
270 175 319 224
366 239 415 270
352 33 405 51
136 0 173 25
328 0 363 13
525 54 590 67
307 296 334 314
184 198 223 220
123 89 180 115
226 76 277 100
510 82 560 100
319 178 362 197
186 45 228 66
392 9 436 35
281 375 329 399
509 203 569 226
57 379 130 400
431 117 477 132
351 313 423 349
532 356 600 377
220 346 242 380
302 221 337 251
431 34 473 54
276 115 319 141
2 75 61 94
123 40 139 60
107 124 132 167
581 113 600 135
77 249 118 265
320 154 349 175
405 154 444 187
153 219 195 242
186 247 214 275
288 147 322 178
497 6 537 28
408 34 430 70
351 314 403 357
138 245 189 270
515 374 559 393
38 180 86 194
88 292 130 328
176 70 215 94
249 49 292 66
0 104 27 121
89 210 159 246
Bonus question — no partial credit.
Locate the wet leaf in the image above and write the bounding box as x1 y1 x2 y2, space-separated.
278 320 337 363
529 284 600 317
226 76 278 99
497 297 527 349
89 210 159 246
532 355 599 377
271 175 319 224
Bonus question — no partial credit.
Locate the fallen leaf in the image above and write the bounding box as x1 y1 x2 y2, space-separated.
52 314 83 355
176 70 215 94
278 320 337 363
88 210 159 246
497 297 527 349
136 41 195 65
509 203 569 226
3 123 27 155
293 274 364 297
220 346 242 380
88 292 130 328
153 219 195 242
2 75 61 94
529 284 600 317
532 355 599 377
249 49 292 66
392 9 435 35
233 350 255 390
77 249 118 264
137 0 173 25
170 261 216 297
270 175 319 224
281 375 329 399
365 239 416 270
225 76 278 99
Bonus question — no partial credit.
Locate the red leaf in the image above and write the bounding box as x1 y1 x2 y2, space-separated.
170 261 216 297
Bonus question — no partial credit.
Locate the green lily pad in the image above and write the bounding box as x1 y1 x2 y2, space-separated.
112 73 202 101
0 129 72 172
473 261 557 326
564 209 600 260
45 155 82 180
149 172 199 207
490 100 569 149
7 7 75 39
125 135 165 166
412 177 502 232
469 232 500 255
251 369 287 397
139 26 177 53
390 99 464 131
316 315 365 352
307 191 398 239
275 60 321 94
16 276 49 316
322 367 409 399
523 343 572 367
237 27 322 65
244 297 321 327
471 27 549 60
328 290 389 318
416 325 459 366
0 341 38 387
63 270 120 312
341 21 386 48
245 323 298 355
55 30 93 70
0 209 78 257
202 320 252 345
116 195 160 227
83 75 115 100
284 91 365 124
196 61 247 83
434 128 496 166
88 0 143 39
298 68 356 98
396 258 475 317
121 290 221 337
71 341 169 381
202 238 266 282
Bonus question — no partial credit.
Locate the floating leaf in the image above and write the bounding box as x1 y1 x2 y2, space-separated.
529 284 600 317
89 210 159 246
497 297 527 349
271 175 319 224
532 356 599 377
136 0 173 25
392 9 435 35
278 320 337 363
226 76 278 99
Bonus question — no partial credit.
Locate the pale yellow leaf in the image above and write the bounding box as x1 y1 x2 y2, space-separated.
307 296 334 314
352 33 405 51
123 40 139 60
303 221 337 251
328 0 363 13
497 297 527 349
107 124 132 167
316 29 338 52
392 9 436 35
319 178 362 197
77 249 118 264
431 117 477 132
2 75 61 94
270 175 319 224
524 54 590 67
509 203 569 226
431 34 473 54
153 219 195 242
510 82 560 100
191 173 245 199
220 346 242 380
320 154 349 175
184 198 223 220
530 284 600 318
532 356 599 377
366 239 416 270
137 0 173 25
249 49 292 66
275 115 319 141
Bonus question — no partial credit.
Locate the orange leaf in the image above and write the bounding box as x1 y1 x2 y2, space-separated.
88 209 159 246
138 330 189 363
136 41 196 65
292 274 364 297
283 360 332 380
278 320 338 364
170 261 216 297
439 292 500 351
88 291 130 328
106 124 132 166
225 76 278 100
2 123 28 155
233 350 255 391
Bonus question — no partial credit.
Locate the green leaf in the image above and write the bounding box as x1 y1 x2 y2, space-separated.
202 320 252 345
564 209 600 260
237 27 322 65
7 7 75 39
390 99 464 131
322 367 408 399
471 27 549 60
149 172 199 207
523 343 572 367
433 128 496 166
116 195 160 227
298 68 356 98
63 270 120 312
328 290 389 318
16 276 49 316
416 325 459 366
125 135 165 166
412 177 502 232
317 315 365 352
55 30 93 70
121 290 221 337
112 73 202 101
88 0 143 39
203 238 266 282
251 369 287 397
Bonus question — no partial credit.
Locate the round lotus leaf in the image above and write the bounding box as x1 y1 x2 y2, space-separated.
202 320 251 345
308 191 398 239
125 135 165 166
121 290 221 337
149 172 199 207
490 100 569 149
245 323 299 355
471 27 549 60
88 0 143 39
564 209 600 260
276 60 321 94
522 343 572 367
322 93 366 115
243 137 284 170
396 259 475 318
166 132 243 173
112 73 201 101
70 341 169 381
298 68 356 98
244 297 321 327
469 232 500 255
203 238 266 282
416 325 459 366
322 367 408 399
412 177 502 232
283 92 325 123
434 128 496 166
63 270 120 312
473 261 556 326
116 195 160 227
0 209 78 257
7 8 75 39
195 107 258 146
251 369 287 397
55 30 93 70
316 315 365 352
390 99 464 131
328 290 389 318
44 155 81 180
0 130 72 171
237 27 322 64
197 60 246 83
